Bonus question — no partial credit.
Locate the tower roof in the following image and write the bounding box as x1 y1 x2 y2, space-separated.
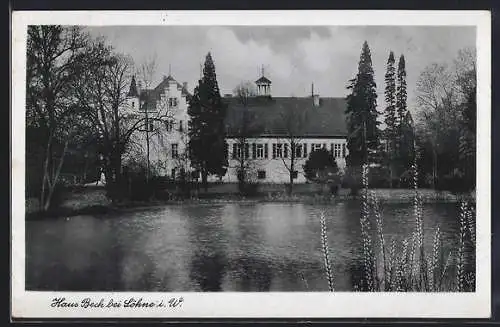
255 76 272 84
127 75 139 97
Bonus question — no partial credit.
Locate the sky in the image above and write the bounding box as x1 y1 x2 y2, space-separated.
87 25 475 112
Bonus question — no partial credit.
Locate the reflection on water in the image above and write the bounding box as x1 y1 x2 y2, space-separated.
26 201 466 292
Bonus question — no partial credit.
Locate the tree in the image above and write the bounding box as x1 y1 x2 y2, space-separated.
455 48 477 190
415 48 475 191
396 55 408 129
395 54 413 177
345 41 381 168
303 148 340 185
231 81 258 193
188 52 228 191
383 51 397 187
26 25 97 211
276 100 309 195
75 48 172 201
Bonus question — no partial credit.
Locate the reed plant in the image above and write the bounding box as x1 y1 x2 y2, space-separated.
320 211 335 292
320 160 476 292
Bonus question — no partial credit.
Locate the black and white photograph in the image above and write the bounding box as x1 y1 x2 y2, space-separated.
11 10 491 318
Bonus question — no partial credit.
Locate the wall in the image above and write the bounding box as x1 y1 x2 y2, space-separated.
220 137 348 184
123 79 190 178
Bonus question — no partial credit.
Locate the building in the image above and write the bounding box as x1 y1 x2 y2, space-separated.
123 74 191 179
123 71 348 184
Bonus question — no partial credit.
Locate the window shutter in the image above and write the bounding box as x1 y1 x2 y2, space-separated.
284 143 288 158
252 143 256 158
272 144 276 159
264 143 268 158
342 143 346 158
232 143 237 159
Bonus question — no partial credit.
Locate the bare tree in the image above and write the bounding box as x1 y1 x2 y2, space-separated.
415 48 476 189
231 81 259 193
26 25 96 211
137 55 157 182
276 100 309 195
75 49 173 200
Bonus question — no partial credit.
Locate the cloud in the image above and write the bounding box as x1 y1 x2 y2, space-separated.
86 25 476 109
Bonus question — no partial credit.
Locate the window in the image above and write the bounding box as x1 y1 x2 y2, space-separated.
179 120 183 132
276 144 283 158
232 143 237 159
232 143 249 159
258 170 266 179
264 143 268 159
333 143 341 158
283 143 288 158
169 97 178 107
171 168 176 179
256 144 264 159
171 143 178 158
313 143 322 151
131 101 135 108
295 143 302 158
165 120 174 132
272 144 276 159
303 143 308 158
148 122 154 132
244 143 249 159
292 170 298 179
342 143 346 158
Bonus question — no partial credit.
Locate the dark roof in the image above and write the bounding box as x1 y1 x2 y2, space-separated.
255 76 272 84
127 76 139 97
223 96 347 138
138 75 191 111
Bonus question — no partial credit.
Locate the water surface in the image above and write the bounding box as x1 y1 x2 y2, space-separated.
26 201 466 291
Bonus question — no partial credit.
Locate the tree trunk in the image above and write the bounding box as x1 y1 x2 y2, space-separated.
202 167 208 192
42 139 68 212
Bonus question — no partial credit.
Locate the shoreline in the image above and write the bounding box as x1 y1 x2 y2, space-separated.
25 189 475 221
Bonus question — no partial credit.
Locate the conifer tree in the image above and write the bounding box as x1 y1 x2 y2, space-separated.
188 52 228 190
395 54 414 176
396 55 408 127
384 51 397 187
345 41 381 168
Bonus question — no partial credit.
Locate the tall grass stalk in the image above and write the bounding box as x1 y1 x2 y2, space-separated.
320 211 334 292
319 159 476 292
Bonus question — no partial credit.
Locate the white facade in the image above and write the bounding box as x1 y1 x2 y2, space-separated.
123 76 190 179
122 74 348 184
223 137 348 184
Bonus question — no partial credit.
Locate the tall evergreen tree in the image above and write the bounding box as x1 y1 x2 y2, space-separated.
400 111 415 177
396 55 408 131
395 54 412 176
188 52 228 190
384 51 397 187
345 41 380 168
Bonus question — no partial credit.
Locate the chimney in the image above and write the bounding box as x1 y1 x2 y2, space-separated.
313 94 320 107
311 83 320 107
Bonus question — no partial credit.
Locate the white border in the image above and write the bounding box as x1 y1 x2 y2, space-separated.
11 10 491 319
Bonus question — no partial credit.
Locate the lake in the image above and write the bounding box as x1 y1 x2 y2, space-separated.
25 201 469 292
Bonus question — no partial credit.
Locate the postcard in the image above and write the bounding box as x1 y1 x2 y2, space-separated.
11 10 491 319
